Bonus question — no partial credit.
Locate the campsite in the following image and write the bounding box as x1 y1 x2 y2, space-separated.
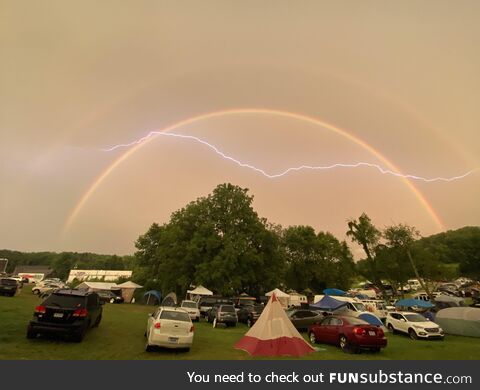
0 285 479 360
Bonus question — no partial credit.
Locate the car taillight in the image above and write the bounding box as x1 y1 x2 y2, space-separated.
377 328 384 337
72 308 88 317
35 305 46 314
353 327 367 336
154 322 161 329
190 325 195 332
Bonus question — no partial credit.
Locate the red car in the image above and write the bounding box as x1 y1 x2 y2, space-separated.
308 315 387 353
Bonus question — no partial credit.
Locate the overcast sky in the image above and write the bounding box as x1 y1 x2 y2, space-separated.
1 0 479 256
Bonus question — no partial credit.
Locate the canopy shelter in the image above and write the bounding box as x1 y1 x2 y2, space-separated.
323 288 346 296
436 307 480 338
76 282 119 291
143 290 162 306
187 285 213 301
265 288 290 308
394 298 434 309
310 295 348 311
116 281 143 303
187 285 213 296
234 293 315 357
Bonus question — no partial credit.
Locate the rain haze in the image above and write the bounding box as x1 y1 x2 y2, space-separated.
1 0 479 256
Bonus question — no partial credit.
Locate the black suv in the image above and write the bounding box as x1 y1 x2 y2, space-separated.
0 278 18 297
97 290 124 304
27 289 103 342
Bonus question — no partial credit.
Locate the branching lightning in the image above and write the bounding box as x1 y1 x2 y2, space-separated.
101 131 475 183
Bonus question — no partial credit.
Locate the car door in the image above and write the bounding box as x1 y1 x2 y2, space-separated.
315 317 331 343
396 314 408 333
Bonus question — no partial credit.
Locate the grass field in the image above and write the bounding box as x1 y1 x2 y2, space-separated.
1 286 479 360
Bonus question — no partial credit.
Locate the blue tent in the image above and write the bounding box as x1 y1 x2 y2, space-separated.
394 298 434 308
143 290 162 305
311 295 348 311
323 288 346 296
359 313 384 327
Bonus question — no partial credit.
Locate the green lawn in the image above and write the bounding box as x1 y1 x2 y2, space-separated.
1 286 479 360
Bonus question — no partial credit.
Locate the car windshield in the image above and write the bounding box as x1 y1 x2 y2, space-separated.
43 294 85 308
160 310 191 322
182 301 198 308
404 314 427 322
221 305 235 313
352 303 367 311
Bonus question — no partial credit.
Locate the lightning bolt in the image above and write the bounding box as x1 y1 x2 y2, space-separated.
101 131 475 183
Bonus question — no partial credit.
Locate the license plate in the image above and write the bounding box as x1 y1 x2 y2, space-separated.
368 331 376 336
168 337 178 343
53 313 64 318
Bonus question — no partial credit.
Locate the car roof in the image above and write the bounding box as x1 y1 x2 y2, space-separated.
160 307 188 313
52 289 92 297
388 311 420 315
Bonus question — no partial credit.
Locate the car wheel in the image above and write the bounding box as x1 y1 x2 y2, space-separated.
26 328 37 339
33 290 39 295
94 314 102 327
145 344 154 352
371 347 381 353
309 332 317 344
408 329 418 340
212 318 217 328
387 324 396 334
339 335 356 353
247 318 252 328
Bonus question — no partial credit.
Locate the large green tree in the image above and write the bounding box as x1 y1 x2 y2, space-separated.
283 226 355 292
135 183 285 296
346 213 384 291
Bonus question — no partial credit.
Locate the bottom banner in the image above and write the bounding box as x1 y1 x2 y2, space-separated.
0 360 476 389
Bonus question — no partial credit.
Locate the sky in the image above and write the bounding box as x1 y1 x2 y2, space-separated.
1 0 479 256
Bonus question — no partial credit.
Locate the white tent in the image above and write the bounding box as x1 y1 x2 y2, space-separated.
187 285 213 296
266 288 290 307
116 281 143 288
77 282 119 291
234 293 314 356
116 281 143 303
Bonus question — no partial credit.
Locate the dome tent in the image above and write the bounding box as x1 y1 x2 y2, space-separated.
435 307 480 337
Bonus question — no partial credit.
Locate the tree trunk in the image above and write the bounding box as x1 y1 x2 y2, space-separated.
406 249 434 301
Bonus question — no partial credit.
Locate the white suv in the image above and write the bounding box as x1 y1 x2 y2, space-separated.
386 311 444 340
180 300 200 322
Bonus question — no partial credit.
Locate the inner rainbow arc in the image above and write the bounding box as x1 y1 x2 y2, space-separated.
63 108 444 233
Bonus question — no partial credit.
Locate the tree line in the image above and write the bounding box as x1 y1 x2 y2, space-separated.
3 183 479 298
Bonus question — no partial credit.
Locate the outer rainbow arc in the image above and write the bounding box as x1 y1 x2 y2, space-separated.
63 108 444 233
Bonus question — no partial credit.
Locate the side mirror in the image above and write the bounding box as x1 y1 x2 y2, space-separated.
149 313 154 317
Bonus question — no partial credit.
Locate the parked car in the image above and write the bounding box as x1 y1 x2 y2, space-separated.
145 307 194 351
0 278 18 297
286 309 324 331
27 289 103 342
180 300 200 321
208 304 238 327
308 315 387 353
385 311 444 340
237 304 264 327
97 290 124 304
198 296 231 317
32 282 65 295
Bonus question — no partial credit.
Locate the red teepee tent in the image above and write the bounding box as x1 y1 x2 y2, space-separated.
234 293 315 357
